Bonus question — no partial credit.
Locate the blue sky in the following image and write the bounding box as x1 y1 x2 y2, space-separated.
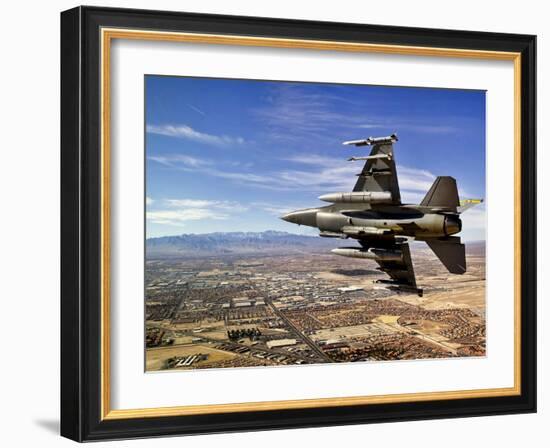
145 76 486 241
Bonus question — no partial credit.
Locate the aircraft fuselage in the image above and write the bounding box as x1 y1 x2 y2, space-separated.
281 204 462 240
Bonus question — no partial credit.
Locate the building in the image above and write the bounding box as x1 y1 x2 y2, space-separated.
267 338 297 349
337 286 364 292
235 301 251 308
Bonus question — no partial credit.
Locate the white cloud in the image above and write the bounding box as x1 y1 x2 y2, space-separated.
397 166 436 192
147 154 210 168
146 197 154 205
254 84 459 146
147 124 245 146
282 155 437 193
357 124 386 129
148 154 274 186
254 85 374 144
164 199 217 208
147 208 228 226
164 198 248 212
147 152 440 194
282 154 344 166
147 198 248 227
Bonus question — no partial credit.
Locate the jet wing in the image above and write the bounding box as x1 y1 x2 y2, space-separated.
371 243 420 294
349 139 401 204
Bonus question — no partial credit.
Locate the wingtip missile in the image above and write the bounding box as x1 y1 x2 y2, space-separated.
342 133 398 147
343 139 370 147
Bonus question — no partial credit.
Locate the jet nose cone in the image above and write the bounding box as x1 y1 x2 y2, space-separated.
280 212 296 224
280 208 319 227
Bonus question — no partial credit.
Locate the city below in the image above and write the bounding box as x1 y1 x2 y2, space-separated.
145 231 486 371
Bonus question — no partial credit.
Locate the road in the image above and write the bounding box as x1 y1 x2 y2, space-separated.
265 298 334 363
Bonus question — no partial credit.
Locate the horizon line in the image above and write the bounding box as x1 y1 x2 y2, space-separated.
146 229 486 243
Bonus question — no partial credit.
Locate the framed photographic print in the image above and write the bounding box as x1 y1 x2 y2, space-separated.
60 6 536 441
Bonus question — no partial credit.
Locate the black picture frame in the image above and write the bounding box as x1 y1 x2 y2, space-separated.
61 5 536 442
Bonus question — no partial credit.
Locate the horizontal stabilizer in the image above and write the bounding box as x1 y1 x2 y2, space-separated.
426 237 466 274
421 176 460 212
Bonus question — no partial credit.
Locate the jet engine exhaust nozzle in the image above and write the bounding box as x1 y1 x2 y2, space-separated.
444 215 462 236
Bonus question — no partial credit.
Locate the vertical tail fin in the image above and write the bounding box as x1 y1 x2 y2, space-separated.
420 176 460 211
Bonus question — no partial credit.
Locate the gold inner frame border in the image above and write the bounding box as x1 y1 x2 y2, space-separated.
99 27 522 420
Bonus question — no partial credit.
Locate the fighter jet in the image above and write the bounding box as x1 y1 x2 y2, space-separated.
281 134 483 297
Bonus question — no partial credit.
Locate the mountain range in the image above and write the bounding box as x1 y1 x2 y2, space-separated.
146 230 336 258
